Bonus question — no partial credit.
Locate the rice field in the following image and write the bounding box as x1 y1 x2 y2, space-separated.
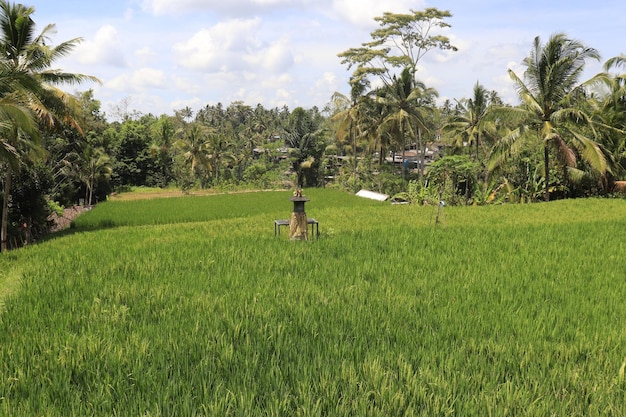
1 189 625 416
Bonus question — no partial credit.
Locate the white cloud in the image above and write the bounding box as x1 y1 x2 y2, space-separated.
134 68 167 88
141 0 206 15
173 18 263 71
41 0 626 118
308 71 341 106
173 28 222 71
135 47 157 64
276 88 290 99
76 25 127 67
173 75 201 95
106 68 167 92
330 0 426 27
243 37 293 72
173 18 294 74
141 0 314 16
260 73 294 89
311 71 338 94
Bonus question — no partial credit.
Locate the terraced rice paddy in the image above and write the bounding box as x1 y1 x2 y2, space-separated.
1 189 625 416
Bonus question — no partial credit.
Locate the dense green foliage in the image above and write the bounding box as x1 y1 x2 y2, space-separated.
2 2 626 256
1 189 625 415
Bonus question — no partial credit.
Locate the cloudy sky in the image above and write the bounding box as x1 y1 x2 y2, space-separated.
34 0 625 119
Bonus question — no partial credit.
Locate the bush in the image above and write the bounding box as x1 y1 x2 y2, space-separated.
1 163 54 249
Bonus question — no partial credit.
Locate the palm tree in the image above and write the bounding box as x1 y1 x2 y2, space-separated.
443 81 496 162
206 130 235 184
60 144 111 205
1 112 38 250
283 107 325 188
376 67 436 181
0 66 38 167
0 1 98 250
330 78 370 192
490 33 611 201
174 122 213 186
592 55 626 176
0 64 41 251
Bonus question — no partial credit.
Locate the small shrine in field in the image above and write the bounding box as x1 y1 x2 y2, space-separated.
273 189 319 240
289 189 309 240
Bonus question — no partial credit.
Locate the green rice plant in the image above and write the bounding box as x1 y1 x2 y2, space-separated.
70 189 381 231
1 191 625 416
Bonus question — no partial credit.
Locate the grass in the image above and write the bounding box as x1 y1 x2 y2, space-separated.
1 189 626 416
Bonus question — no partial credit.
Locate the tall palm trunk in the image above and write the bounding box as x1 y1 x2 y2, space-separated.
475 135 480 161
352 126 357 193
401 122 406 182
86 174 94 206
543 143 550 201
417 127 425 181
1 164 12 251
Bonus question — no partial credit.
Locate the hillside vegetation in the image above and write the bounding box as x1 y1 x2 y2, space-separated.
1 189 625 416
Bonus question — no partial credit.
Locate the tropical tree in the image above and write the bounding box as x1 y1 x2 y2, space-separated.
205 129 235 184
148 115 176 187
330 77 370 192
173 122 213 187
376 67 437 181
283 107 326 188
591 55 626 176
443 81 497 162
111 119 156 187
338 8 456 88
338 8 454 187
489 33 612 201
60 143 111 205
1 114 39 250
0 1 98 251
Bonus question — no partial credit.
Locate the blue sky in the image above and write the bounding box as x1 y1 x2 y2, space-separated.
32 0 625 119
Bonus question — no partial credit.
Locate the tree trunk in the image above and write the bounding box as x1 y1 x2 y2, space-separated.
476 135 480 161
418 127 425 181
401 124 406 182
1 164 12 252
289 212 308 241
352 128 357 193
88 179 93 206
543 143 550 201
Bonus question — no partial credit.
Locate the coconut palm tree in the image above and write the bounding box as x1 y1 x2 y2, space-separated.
331 78 371 192
490 33 611 201
60 144 111 206
206 130 235 184
0 1 98 250
0 66 38 167
592 55 626 176
1 112 38 250
174 122 213 186
283 107 326 188
376 67 437 181
443 81 497 162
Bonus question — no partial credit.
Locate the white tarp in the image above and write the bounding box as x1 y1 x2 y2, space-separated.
356 189 389 201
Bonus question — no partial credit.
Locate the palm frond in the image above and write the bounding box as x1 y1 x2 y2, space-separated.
487 127 523 172
550 134 577 167
568 130 609 174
